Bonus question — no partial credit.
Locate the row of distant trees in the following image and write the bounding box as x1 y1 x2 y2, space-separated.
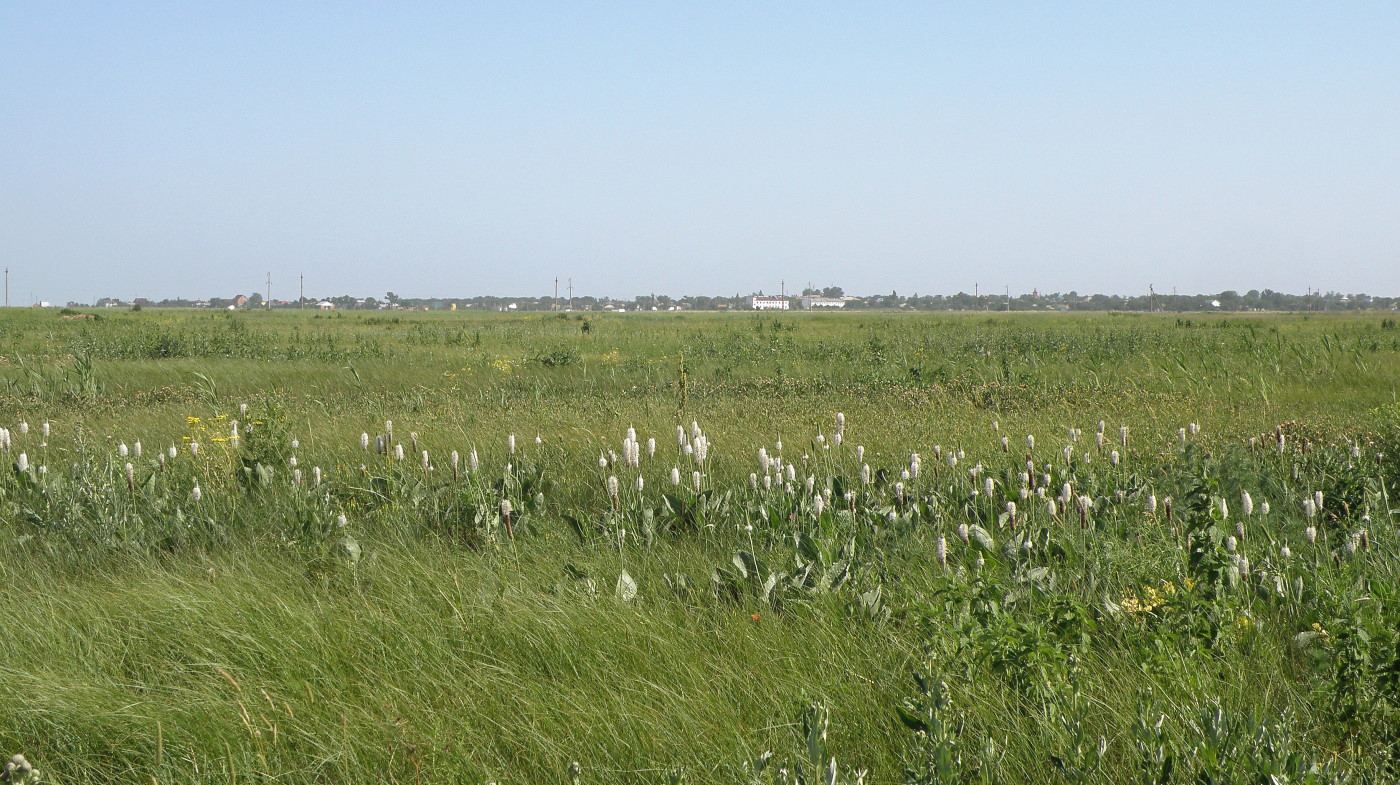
81 288 1396 312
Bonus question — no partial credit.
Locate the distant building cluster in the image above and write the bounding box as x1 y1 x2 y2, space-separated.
42 287 1400 314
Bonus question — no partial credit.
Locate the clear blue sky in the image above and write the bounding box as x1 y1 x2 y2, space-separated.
4 2 1398 303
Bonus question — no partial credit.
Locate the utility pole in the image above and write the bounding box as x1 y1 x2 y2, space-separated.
1005 285 1010 312
567 278 573 311
299 274 304 309
3 268 7 308
266 272 271 309
1149 284 1156 312
975 282 980 310
553 277 559 310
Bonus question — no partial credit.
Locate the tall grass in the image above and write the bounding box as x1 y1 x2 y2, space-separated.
1 309 1398 782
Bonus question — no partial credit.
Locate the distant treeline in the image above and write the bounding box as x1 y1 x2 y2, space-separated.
83 288 1395 312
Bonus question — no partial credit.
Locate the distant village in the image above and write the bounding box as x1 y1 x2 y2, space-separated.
62 286 1400 313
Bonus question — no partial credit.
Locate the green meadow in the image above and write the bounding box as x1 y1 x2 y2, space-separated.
2 307 1399 783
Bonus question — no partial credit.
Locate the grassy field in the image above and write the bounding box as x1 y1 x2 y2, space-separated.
2 307 1399 783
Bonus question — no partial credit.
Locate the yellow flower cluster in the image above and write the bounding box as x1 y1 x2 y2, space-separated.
1120 583 1172 614
185 413 235 444
1119 579 1193 614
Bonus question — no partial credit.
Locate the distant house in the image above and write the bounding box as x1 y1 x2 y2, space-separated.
798 296 845 309
317 301 335 310
750 295 789 311
233 295 249 308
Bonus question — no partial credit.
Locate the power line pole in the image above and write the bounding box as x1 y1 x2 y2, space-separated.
266 272 271 309
554 277 559 310
567 278 573 311
3 268 7 308
299 274 304 309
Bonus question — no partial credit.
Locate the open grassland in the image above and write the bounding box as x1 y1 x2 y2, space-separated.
2 308 1400 783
